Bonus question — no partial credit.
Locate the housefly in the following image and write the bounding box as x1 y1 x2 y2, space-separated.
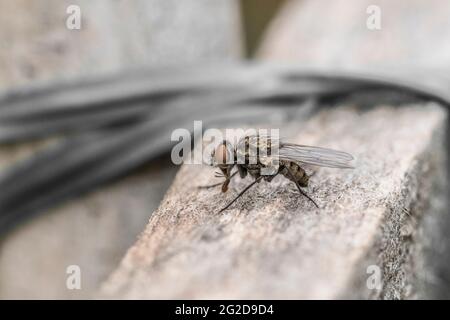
202 134 354 212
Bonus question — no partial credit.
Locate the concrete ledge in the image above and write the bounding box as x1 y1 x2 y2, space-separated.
101 102 447 299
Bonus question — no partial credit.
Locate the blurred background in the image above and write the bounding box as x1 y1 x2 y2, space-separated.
0 0 449 299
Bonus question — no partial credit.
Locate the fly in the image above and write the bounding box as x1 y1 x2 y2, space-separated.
201 134 354 212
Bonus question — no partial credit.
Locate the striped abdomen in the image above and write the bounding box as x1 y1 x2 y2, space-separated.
280 161 309 187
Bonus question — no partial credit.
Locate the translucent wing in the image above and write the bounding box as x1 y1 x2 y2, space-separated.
279 143 354 168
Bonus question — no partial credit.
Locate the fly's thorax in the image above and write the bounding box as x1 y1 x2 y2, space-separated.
235 135 279 166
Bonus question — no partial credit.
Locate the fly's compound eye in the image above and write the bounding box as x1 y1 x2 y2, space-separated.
212 141 233 168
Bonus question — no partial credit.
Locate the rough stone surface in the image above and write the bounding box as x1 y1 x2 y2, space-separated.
101 103 447 299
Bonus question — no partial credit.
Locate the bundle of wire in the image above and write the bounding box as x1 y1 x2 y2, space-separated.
0 63 449 235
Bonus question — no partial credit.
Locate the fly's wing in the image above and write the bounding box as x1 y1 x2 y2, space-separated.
279 142 354 169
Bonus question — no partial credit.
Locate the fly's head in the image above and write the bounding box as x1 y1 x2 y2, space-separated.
210 140 235 189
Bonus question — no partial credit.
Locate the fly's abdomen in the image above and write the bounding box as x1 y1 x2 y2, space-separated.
281 161 309 187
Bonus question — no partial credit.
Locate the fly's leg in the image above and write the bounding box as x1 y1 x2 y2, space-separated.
283 166 319 209
219 176 263 213
197 171 237 190
197 181 223 189
219 172 281 213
